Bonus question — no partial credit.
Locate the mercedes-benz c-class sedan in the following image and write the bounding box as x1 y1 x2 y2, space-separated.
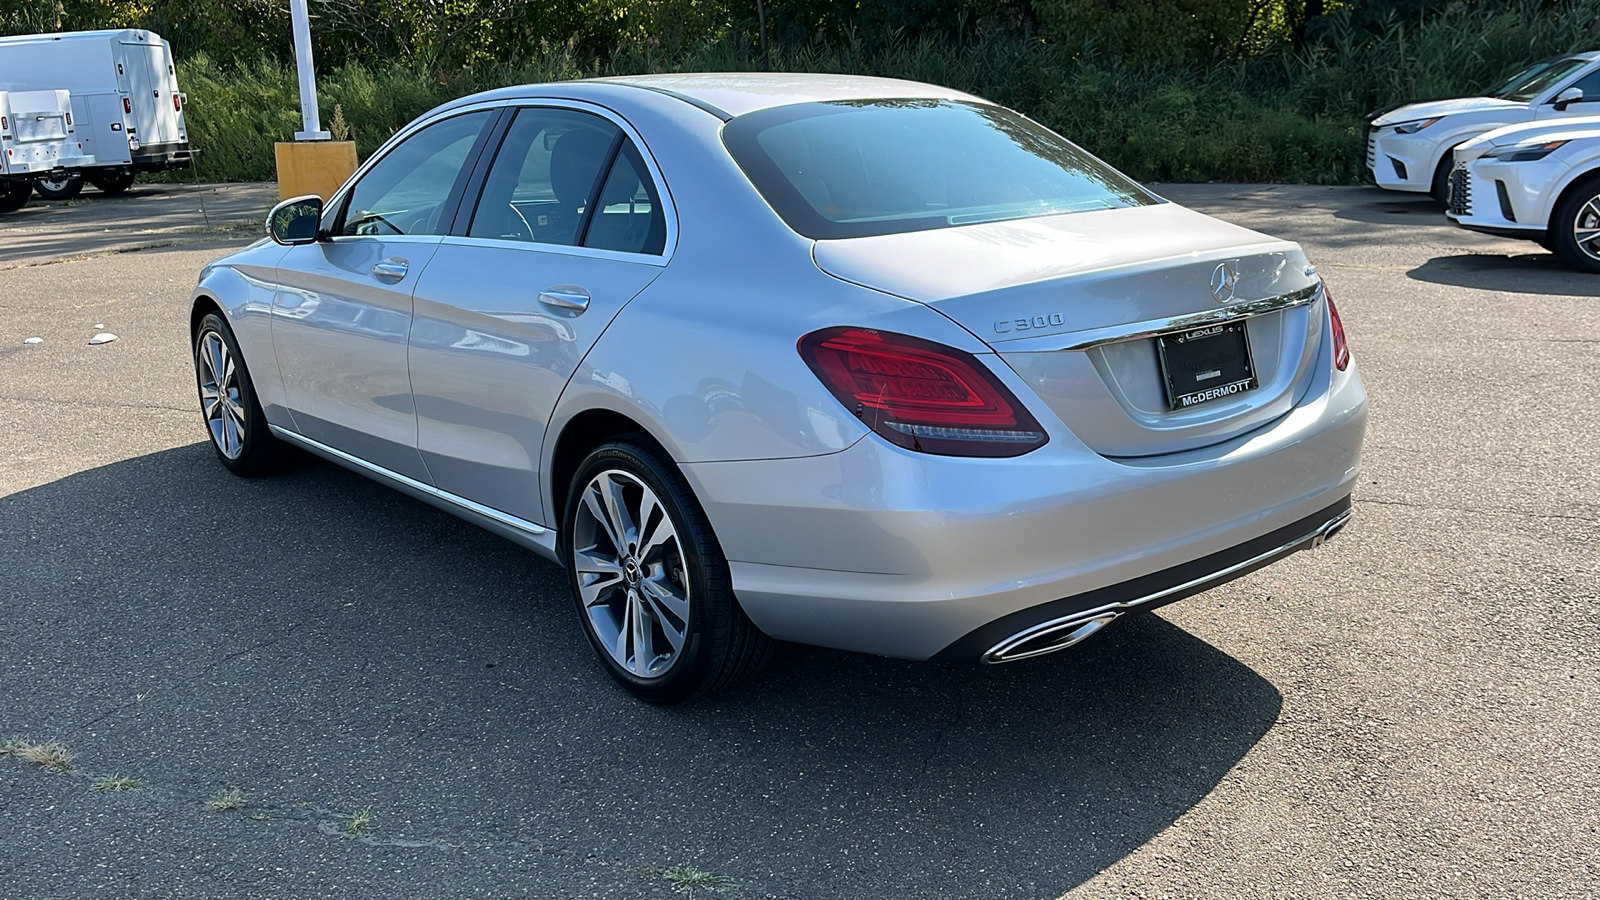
192 74 1367 703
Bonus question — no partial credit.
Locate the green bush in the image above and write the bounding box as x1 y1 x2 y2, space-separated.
174 0 1600 185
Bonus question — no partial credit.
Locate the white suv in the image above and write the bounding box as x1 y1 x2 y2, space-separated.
1368 52 1600 200
1446 116 1600 272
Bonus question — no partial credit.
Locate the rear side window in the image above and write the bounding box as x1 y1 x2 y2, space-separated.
722 99 1157 240
469 106 665 255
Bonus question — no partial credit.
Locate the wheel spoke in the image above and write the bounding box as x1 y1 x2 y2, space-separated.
641 575 689 623
635 492 674 563
630 590 654 673
640 581 687 652
574 547 625 607
583 484 625 553
199 334 220 384
601 474 637 548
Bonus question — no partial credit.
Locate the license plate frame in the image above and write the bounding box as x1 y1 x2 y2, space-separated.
1155 321 1259 410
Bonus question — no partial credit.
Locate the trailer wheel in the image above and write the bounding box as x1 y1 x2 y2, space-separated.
89 171 137 195
0 181 31 213
34 173 85 201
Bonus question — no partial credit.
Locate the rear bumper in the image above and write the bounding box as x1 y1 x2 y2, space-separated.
129 142 194 171
683 353 1367 661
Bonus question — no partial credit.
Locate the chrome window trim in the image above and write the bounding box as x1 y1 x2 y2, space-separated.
268 425 559 560
438 234 670 267
998 282 1322 354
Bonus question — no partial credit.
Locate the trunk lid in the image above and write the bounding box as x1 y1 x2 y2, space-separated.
812 202 1326 458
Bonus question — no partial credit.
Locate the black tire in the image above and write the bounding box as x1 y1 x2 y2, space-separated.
193 312 285 476
33 173 84 200
563 438 773 703
88 170 136 195
1430 153 1456 204
1551 174 1600 274
0 181 31 213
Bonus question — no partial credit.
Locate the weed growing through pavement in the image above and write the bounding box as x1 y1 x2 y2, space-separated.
15 741 74 771
206 788 246 811
94 774 140 791
343 808 372 835
661 864 732 895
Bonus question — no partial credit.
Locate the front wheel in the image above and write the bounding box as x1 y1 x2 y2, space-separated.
1551 175 1600 274
194 312 284 476
564 440 773 703
34 173 84 200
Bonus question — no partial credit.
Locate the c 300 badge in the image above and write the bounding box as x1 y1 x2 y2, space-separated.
994 313 1065 334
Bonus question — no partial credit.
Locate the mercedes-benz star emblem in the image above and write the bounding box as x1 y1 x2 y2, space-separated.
1210 262 1239 304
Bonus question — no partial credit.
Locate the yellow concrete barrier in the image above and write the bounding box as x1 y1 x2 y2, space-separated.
274 140 359 203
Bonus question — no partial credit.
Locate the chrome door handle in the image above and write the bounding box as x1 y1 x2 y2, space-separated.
538 286 590 312
371 257 409 281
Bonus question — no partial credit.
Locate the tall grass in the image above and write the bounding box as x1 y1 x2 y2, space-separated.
177 0 1600 185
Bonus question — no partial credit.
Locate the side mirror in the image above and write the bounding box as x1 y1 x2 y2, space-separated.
1553 86 1583 111
267 195 324 245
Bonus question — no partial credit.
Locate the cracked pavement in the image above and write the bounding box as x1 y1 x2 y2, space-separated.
1 183 1597 899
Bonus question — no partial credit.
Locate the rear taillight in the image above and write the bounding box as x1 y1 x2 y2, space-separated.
798 327 1048 457
123 97 132 114
1324 280 1350 371
173 94 181 112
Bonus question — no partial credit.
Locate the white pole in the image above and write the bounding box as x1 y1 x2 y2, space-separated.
291 0 330 140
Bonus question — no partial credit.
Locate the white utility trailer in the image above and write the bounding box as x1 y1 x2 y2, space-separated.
0 29 192 199
0 89 94 213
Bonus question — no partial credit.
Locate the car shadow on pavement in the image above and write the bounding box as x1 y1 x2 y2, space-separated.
1330 194 1447 226
1407 252 1600 297
2 445 1283 900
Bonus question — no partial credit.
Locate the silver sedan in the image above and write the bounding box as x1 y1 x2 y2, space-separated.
191 74 1367 703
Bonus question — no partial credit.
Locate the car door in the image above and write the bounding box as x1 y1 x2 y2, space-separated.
408 103 672 525
271 108 496 481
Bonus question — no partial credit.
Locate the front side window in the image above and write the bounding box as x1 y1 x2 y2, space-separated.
339 110 491 237
722 99 1158 240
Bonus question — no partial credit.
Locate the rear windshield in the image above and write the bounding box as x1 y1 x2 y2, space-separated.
722 99 1158 240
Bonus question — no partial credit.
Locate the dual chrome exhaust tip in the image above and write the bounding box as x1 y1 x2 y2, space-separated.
980 508 1353 665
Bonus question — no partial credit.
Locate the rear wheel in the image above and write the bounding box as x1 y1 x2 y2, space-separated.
34 173 84 200
1551 175 1600 274
564 439 772 703
0 181 31 213
89 170 136 195
194 312 285 476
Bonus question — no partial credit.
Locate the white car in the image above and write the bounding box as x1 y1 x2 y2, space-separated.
1368 52 1600 200
1446 115 1600 271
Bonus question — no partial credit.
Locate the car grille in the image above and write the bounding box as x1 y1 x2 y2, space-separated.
1448 164 1472 216
1365 130 1377 171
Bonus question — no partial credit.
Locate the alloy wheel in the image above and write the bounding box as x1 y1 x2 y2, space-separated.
571 469 691 679
1572 194 1600 263
197 329 246 459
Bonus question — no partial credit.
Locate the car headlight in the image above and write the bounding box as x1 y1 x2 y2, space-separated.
1390 117 1442 134
1482 139 1568 162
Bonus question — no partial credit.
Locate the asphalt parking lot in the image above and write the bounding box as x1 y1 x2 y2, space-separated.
1 182 1596 899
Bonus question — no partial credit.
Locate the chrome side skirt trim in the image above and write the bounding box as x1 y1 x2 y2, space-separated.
982 504 1352 664
268 425 561 562
1001 283 1322 354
